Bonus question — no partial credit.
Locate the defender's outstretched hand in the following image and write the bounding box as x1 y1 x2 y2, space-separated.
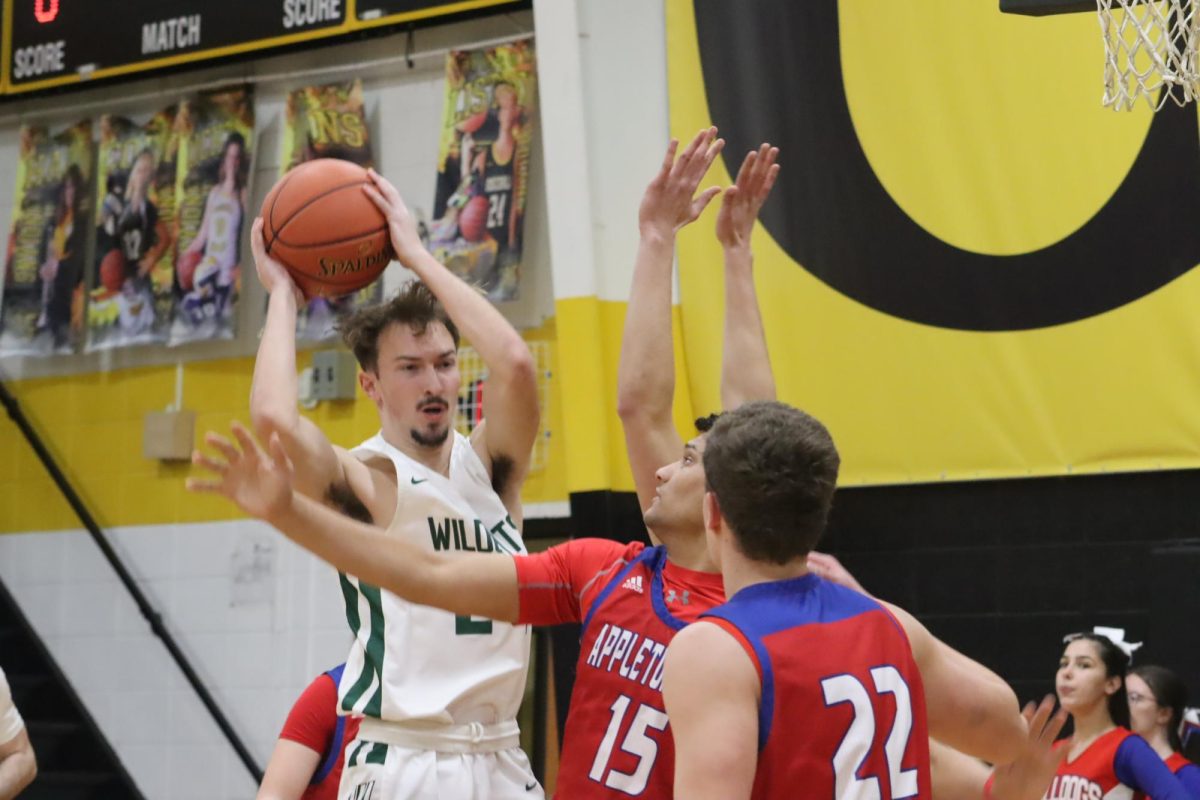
988 695 1068 800
806 551 867 595
638 127 725 239
186 421 295 523
716 143 780 250
250 218 303 303
362 168 423 266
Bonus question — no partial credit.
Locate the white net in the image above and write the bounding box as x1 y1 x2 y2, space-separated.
454 340 553 473
1098 0 1200 110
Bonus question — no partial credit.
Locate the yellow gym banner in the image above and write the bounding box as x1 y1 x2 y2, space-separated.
668 0 1200 486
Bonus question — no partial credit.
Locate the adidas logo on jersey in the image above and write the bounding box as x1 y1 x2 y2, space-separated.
622 575 644 593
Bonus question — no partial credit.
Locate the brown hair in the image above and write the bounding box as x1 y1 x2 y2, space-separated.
703 401 840 564
338 281 460 371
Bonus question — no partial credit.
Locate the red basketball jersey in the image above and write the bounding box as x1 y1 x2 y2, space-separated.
516 541 725 798
703 574 932 800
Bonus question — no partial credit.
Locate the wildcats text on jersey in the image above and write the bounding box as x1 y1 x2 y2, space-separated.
584 622 668 691
427 514 522 555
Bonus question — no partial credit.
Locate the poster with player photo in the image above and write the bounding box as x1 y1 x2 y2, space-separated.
86 108 180 351
168 85 254 346
281 78 382 343
429 39 537 302
0 121 94 356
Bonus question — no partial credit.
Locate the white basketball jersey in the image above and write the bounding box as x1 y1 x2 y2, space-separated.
203 188 241 278
337 431 532 725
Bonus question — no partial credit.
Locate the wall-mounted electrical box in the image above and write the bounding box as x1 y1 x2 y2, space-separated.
311 350 359 401
143 410 196 461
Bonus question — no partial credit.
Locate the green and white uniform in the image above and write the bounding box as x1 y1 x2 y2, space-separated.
337 431 541 799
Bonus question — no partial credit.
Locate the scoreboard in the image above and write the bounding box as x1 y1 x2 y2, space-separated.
2 0 522 94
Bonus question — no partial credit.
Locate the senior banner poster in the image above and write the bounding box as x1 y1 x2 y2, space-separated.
667 0 1200 485
86 108 180 350
281 78 382 342
1 121 94 356
169 85 254 346
429 39 536 301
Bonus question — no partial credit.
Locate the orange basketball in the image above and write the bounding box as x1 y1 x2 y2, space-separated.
260 159 394 299
459 194 490 242
99 249 125 293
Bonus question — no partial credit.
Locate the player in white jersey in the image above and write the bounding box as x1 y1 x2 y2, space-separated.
181 132 247 323
242 167 542 798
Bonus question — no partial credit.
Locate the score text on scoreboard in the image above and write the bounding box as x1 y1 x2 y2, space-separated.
5 0 350 93
2 0 522 94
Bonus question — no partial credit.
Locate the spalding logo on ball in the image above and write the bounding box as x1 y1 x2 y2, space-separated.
261 159 394 299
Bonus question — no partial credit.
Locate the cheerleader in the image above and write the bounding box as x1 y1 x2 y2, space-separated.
1040 631 1190 800
1127 665 1200 798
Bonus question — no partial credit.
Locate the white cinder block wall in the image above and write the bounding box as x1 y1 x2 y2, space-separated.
0 523 349 798
0 1 670 797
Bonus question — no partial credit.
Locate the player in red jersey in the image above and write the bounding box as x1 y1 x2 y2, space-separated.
258 664 362 800
660 401 1030 800
190 127 777 799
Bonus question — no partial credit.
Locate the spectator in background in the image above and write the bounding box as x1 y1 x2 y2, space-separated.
1127 664 1200 797
1028 631 1191 799
257 664 360 800
0 665 36 799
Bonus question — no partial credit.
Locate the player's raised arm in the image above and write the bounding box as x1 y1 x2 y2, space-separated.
188 422 521 622
617 128 724 514
247 219 356 504
363 170 538 517
885 601 1027 766
661 620 759 800
716 144 779 410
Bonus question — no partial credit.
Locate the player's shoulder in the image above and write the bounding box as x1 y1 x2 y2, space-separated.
562 538 647 562
665 619 759 692
670 618 737 656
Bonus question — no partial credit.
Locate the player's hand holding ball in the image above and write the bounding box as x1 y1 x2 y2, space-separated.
250 218 304 305
361 167 426 268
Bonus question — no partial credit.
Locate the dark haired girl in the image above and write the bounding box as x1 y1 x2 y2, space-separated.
1043 632 1190 799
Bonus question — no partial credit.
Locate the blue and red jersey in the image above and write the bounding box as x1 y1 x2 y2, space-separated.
996 727 1190 800
702 574 932 800
279 664 362 800
516 540 724 798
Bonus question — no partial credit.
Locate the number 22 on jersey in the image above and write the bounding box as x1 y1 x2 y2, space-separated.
822 666 918 800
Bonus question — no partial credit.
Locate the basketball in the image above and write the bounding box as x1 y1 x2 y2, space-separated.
260 159 393 299
99 249 125 293
459 194 490 242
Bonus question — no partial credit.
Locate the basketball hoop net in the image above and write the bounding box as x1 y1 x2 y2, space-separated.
1098 0 1200 109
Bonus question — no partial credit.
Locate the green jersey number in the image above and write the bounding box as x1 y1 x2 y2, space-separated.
455 614 494 635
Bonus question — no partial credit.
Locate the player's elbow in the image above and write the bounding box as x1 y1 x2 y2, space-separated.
501 341 537 386
616 387 641 421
